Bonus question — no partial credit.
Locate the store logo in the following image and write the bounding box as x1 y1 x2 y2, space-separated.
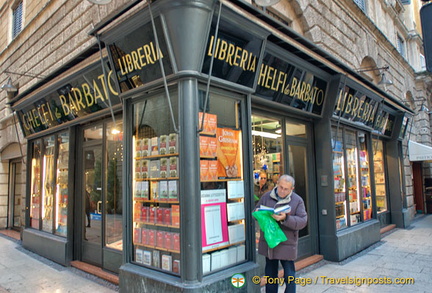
231 273 246 288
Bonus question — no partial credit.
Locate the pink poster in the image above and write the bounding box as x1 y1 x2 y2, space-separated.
201 189 229 251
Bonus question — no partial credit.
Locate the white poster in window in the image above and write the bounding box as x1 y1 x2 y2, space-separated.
201 189 229 251
228 224 245 244
227 202 245 221
227 180 244 199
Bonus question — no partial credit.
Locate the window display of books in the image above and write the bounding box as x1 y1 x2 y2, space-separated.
133 134 180 274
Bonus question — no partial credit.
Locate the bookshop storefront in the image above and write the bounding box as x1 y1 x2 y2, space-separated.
11 0 411 292
96 0 411 291
11 53 125 272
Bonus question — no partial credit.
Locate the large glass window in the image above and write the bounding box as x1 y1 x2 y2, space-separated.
332 126 373 230
56 133 69 236
252 115 283 203
200 89 246 275
373 139 387 213
132 89 179 273
30 132 70 236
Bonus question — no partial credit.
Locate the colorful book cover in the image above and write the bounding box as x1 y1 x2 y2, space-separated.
171 205 180 227
173 233 180 252
141 228 148 245
156 208 164 225
141 160 150 179
149 160 160 179
142 138 150 156
208 160 218 181
162 254 172 271
150 137 159 155
168 181 178 201
200 160 209 181
156 231 165 247
152 250 160 268
163 208 171 225
207 113 217 134
169 157 178 178
160 158 168 178
208 137 217 157
143 250 152 265
199 135 209 157
159 181 168 200
173 259 180 274
216 128 242 179
135 249 143 264
159 135 168 155
150 181 159 200
168 133 177 154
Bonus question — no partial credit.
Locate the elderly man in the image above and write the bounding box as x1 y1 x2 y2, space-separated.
255 174 307 293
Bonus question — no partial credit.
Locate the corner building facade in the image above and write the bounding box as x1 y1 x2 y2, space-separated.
1 0 431 292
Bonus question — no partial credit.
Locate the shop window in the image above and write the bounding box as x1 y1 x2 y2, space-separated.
373 139 387 213
199 89 246 275
332 126 373 230
132 89 179 273
29 132 70 236
252 115 283 202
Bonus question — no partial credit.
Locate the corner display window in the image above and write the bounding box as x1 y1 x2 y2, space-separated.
332 126 373 230
132 90 180 274
199 89 246 275
30 132 69 236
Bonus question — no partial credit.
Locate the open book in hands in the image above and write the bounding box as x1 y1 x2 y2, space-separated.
258 204 291 214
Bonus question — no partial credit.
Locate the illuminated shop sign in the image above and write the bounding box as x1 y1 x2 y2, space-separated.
17 64 120 137
107 17 172 93
334 83 381 128
202 22 263 88
255 53 328 115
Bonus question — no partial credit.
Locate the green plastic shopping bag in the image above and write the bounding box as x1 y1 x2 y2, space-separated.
252 210 287 248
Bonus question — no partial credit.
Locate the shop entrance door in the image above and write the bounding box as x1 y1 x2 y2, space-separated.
8 160 22 230
82 143 103 266
284 120 318 259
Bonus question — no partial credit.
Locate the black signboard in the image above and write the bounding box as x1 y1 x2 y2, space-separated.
202 17 263 88
334 83 381 128
16 62 120 137
107 17 173 92
255 53 328 115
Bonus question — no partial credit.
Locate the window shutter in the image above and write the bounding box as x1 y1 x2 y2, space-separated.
12 2 23 38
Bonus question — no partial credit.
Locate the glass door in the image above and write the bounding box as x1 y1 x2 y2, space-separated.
285 120 317 259
82 142 103 266
8 160 23 229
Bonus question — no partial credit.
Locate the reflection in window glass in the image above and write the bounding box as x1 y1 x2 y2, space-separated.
106 120 124 251
56 133 69 236
30 141 42 229
42 136 56 233
285 121 306 138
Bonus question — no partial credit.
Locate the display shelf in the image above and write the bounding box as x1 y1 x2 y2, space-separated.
202 241 245 254
135 244 180 254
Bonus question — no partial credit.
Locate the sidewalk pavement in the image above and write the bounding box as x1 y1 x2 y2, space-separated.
293 214 432 293
1 215 431 293
0 234 118 293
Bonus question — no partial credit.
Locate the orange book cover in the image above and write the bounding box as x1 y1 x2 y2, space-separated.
207 113 217 134
208 160 218 181
199 136 209 157
171 205 180 227
216 128 242 179
208 137 217 157
200 160 209 181
198 112 209 133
